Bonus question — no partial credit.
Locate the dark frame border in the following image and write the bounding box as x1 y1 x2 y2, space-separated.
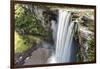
10 0 96 68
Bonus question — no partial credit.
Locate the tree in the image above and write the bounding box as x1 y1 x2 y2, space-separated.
15 4 49 37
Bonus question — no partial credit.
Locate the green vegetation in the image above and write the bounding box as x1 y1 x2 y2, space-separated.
15 32 31 53
87 35 95 61
15 4 52 53
15 4 45 35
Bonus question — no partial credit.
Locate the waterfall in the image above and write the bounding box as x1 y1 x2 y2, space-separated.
55 9 78 63
48 9 78 63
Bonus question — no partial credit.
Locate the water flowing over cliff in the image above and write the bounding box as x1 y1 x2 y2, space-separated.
49 9 78 63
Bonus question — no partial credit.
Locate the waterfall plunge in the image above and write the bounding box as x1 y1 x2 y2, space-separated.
56 10 78 63
48 9 78 63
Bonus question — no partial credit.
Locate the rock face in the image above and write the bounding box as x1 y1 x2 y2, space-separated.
30 6 58 32
71 11 95 61
22 4 58 32
78 15 94 61
24 48 51 65
79 27 93 61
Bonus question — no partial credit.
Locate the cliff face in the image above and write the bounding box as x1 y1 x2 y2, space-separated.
72 11 95 62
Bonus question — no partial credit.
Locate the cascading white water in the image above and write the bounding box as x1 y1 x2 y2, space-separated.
48 9 78 63
55 9 78 63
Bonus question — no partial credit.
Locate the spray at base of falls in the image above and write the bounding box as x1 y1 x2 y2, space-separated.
48 9 78 63
47 53 57 63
